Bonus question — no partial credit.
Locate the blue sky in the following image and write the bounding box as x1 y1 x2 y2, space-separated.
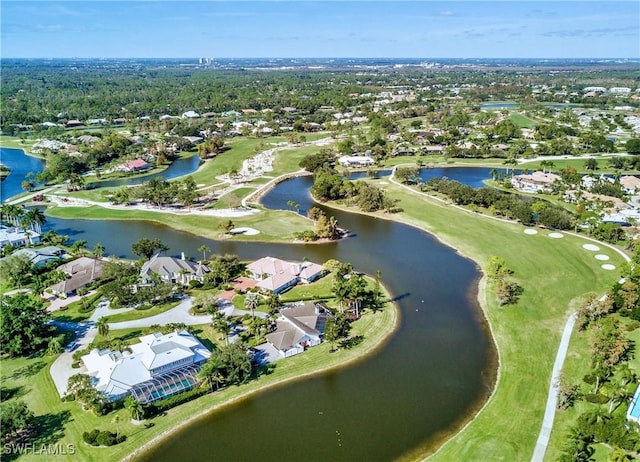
2 1 639 59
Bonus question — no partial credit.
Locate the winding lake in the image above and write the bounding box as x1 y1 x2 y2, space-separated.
42 174 496 461
0 143 499 460
0 147 46 202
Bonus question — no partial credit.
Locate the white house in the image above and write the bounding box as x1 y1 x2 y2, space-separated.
140 253 210 285
0 226 41 248
337 155 375 168
265 303 332 357
81 330 211 403
181 110 200 119
511 171 561 193
247 256 325 294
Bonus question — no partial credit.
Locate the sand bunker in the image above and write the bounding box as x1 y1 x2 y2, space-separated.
582 244 600 251
595 254 610 261
524 229 538 235
231 227 260 236
601 264 616 271
548 232 564 239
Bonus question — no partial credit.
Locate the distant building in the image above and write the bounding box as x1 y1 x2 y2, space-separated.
181 110 200 119
117 158 151 173
337 155 375 168
511 171 561 193
81 330 211 403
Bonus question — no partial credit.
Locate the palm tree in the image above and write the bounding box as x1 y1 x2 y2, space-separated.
211 310 230 345
124 395 144 421
22 207 47 234
198 245 210 262
113 414 121 440
92 242 105 258
245 292 260 320
1 203 24 226
71 239 88 256
96 317 110 339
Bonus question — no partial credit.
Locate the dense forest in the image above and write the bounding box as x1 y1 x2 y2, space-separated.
2 59 639 132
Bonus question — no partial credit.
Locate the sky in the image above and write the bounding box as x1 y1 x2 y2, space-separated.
1 1 639 59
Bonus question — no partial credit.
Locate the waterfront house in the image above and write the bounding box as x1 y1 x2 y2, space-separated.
337 155 375 168
511 171 561 193
48 257 104 297
117 158 151 173
0 226 41 248
247 256 325 294
80 330 211 403
265 303 331 357
140 253 210 285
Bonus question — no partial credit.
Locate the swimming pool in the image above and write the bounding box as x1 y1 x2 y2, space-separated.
627 384 640 422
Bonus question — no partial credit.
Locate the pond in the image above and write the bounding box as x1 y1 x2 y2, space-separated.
0 147 46 202
43 174 496 461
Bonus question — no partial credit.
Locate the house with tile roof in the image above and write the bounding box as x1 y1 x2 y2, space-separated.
247 256 325 294
81 330 211 403
117 158 151 173
140 253 210 285
265 303 332 357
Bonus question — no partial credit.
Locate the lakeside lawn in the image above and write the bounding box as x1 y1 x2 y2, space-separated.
520 155 640 175
322 181 625 461
44 204 315 243
0 298 397 462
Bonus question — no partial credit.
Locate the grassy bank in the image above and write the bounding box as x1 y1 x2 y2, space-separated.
45 205 314 243
0 296 398 462
319 180 625 461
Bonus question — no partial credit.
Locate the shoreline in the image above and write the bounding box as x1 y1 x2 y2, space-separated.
312 196 503 461
123 285 400 462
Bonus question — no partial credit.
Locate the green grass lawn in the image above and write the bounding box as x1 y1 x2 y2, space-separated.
0 295 397 462
279 275 335 303
322 181 625 461
101 300 181 323
210 187 255 209
510 112 538 128
520 156 639 175
188 137 285 185
45 204 315 243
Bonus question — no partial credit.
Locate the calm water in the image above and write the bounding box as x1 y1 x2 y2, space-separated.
93 155 201 188
41 175 496 462
0 147 46 201
13 146 499 460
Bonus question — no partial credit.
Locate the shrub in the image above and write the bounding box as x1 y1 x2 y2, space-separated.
147 387 209 415
83 429 126 446
583 393 609 404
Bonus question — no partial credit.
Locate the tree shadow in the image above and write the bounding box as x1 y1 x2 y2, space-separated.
8 361 46 380
339 335 364 350
31 410 72 447
0 385 28 401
